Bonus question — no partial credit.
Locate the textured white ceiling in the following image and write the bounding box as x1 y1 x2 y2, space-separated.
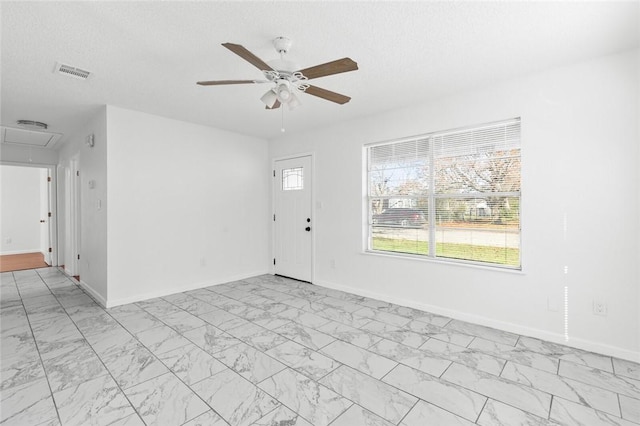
1 1 638 143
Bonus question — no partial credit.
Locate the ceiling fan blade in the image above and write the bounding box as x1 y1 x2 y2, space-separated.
297 58 358 80
222 43 274 71
197 80 266 86
304 85 351 104
266 100 281 109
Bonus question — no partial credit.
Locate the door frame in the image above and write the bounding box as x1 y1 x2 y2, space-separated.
64 156 80 277
0 161 58 267
271 152 315 283
40 168 51 264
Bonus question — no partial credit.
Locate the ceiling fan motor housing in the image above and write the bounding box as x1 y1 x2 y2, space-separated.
273 36 292 54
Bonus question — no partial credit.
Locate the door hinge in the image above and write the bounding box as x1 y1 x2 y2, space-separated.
47 176 52 182
48 247 52 253
273 214 276 221
273 258 276 265
77 254 80 260
76 170 80 176
48 212 52 217
273 170 275 177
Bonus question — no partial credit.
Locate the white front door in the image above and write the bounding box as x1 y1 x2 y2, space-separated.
274 155 312 282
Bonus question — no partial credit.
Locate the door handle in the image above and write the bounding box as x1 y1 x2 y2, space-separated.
305 226 311 232
40 220 46 223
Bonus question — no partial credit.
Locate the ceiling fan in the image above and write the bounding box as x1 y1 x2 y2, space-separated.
197 37 358 110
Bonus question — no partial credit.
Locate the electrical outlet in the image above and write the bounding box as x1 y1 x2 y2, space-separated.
593 300 607 316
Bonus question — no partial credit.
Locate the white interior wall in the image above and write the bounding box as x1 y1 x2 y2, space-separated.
0 165 42 254
57 106 108 300
269 49 640 361
106 106 270 306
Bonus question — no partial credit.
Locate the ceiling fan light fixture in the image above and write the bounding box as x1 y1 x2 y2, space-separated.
276 80 291 102
288 93 301 111
260 89 278 108
278 88 290 101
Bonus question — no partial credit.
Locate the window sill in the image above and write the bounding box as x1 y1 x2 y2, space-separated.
363 249 525 275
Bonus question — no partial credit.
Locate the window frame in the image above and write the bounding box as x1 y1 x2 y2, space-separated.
365 118 522 270
282 167 304 191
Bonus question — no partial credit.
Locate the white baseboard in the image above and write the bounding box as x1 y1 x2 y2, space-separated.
104 269 269 308
0 249 42 255
78 279 108 308
314 278 640 363
55 268 107 307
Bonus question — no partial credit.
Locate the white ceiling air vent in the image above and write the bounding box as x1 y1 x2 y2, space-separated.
54 62 91 80
1 126 62 149
16 120 48 130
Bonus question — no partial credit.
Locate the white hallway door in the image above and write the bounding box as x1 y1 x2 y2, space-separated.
39 168 51 265
274 155 312 282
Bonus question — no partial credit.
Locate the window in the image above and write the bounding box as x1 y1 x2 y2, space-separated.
282 167 303 190
367 118 521 269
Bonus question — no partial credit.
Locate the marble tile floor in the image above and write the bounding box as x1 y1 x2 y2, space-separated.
1 267 639 426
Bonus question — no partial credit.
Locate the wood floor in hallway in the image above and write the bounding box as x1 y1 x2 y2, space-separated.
0 252 49 272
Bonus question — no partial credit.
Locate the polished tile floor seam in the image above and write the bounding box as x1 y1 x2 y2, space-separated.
40 302 169 426
46 283 222 425
375 362 473 423
21 298 65 425
381 359 502 425
1 267 639 426
7 271 146 425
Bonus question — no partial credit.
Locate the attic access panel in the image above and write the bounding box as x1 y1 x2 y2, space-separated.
1 126 62 149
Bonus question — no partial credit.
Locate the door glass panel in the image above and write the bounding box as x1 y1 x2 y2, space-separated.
282 167 303 191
